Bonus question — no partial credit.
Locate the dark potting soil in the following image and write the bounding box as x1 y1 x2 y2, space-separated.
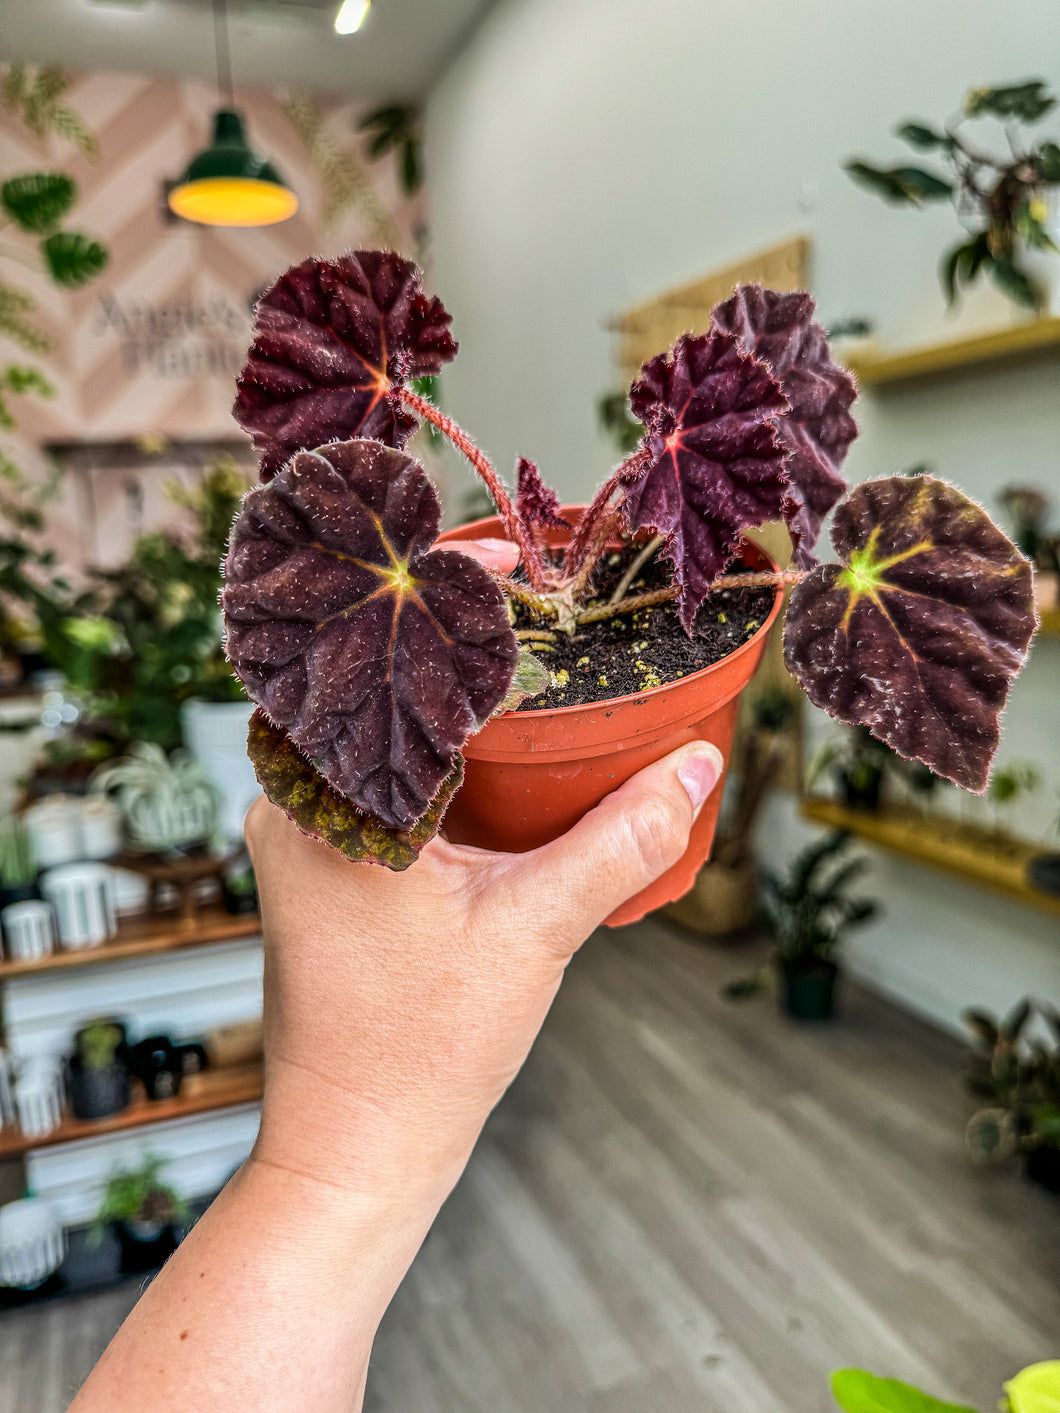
513 545 775 711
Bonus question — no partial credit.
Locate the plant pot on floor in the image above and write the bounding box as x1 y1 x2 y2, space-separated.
777 957 839 1021
660 855 757 940
113 1218 179 1275
1024 1146 1060 1195
437 511 784 927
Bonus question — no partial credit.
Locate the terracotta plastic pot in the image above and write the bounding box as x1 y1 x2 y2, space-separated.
437 508 783 926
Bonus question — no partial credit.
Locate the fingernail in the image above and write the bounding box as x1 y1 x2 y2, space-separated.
677 744 724 814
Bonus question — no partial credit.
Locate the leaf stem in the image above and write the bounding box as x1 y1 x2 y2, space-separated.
609 533 665 604
397 387 547 591
562 444 649 576
575 568 804 626
489 573 558 618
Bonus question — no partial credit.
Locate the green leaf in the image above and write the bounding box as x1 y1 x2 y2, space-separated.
964 80 1056 124
0 281 50 353
895 122 949 151
497 648 550 713
400 137 422 195
1039 142 1060 183
40 231 108 288
830 1369 979 1413
941 233 993 303
845 161 952 204
1 172 76 233
1004 1361 1060 1413
989 257 1041 310
246 709 463 870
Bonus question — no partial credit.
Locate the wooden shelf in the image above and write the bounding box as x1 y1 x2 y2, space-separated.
1039 608 1060 637
0 904 261 980
801 797 1060 917
0 1061 263 1158
845 315 1060 387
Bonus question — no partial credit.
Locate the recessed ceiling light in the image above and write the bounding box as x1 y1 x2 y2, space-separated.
334 0 370 35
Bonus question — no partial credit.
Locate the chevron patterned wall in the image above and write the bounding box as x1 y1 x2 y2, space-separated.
0 68 425 564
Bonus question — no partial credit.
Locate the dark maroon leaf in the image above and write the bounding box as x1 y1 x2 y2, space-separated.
783 475 1036 792
712 284 858 568
234 251 458 479
624 330 788 632
222 438 517 829
247 710 462 869
516 456 569 529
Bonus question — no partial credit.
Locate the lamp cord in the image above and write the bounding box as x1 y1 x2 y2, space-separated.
213 0 235 107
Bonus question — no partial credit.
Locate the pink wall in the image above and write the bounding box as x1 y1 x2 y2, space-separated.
1 69 423 564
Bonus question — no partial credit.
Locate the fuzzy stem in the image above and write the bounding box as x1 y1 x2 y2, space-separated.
575 568 804 626
609 533 665 605
398 387 547 591
515 628 557 643
566 507 622 600
562 445 649 576
489 573 558 619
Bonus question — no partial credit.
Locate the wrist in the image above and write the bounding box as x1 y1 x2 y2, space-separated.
254 1051 479 1214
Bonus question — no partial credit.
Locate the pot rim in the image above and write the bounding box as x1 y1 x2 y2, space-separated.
438 507 785 721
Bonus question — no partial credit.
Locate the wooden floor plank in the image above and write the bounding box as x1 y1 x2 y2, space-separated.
3 920 1057 1413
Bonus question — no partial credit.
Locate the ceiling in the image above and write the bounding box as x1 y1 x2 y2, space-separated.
3 0 497 99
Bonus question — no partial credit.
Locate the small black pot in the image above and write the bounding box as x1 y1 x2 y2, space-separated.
0 881 40 913
1028 853 1060 897
113 1219 178 1275
1024 1146 1060 1194
838 767 882 813
222 879 258 916
778 958 839 1021
67 1059 129 1120
130 1036 184 1102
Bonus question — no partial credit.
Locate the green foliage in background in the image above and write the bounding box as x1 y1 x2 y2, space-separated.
963 998 1060 1163
831 1361 1060 1413
49 458 251 750
358 103 423 197
846 78 1060 309
0 65 109 639
90 1152 190 1244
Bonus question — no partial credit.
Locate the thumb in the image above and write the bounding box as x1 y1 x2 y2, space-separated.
506 741 724 940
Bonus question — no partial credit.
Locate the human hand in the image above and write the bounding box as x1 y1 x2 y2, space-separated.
245 739 723 1206
70 741 723 1413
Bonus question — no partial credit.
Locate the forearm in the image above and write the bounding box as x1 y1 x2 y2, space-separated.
70 1137 451 1413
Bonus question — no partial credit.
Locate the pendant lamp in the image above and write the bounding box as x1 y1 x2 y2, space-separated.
168 0 298 227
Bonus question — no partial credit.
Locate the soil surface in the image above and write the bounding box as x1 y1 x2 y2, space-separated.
513 545 775 711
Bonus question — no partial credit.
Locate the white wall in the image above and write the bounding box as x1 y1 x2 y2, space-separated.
426 0 1060 1034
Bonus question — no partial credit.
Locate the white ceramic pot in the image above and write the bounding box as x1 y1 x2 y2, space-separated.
181 700 258 845
77 797 123 860
0 1197 66 1289
14 1057 64 1137
1 899 54 961
40 862 116 949
23 797 83 869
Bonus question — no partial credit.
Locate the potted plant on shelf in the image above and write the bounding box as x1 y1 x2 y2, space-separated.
663 685 797 937
724 830 878 1020
808 724 900 813
846 78 1060 311
89 1151 190 1275
999 484 1059 613
218 251 1035 925
67 1019 129 1121
831 1361 1060 1413
0 820 37 910
963 998 1060 1194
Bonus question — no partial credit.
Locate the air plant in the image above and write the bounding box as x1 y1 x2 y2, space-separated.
220 251 1036 867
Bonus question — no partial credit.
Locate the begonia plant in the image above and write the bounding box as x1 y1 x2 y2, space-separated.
220 250 1036 867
